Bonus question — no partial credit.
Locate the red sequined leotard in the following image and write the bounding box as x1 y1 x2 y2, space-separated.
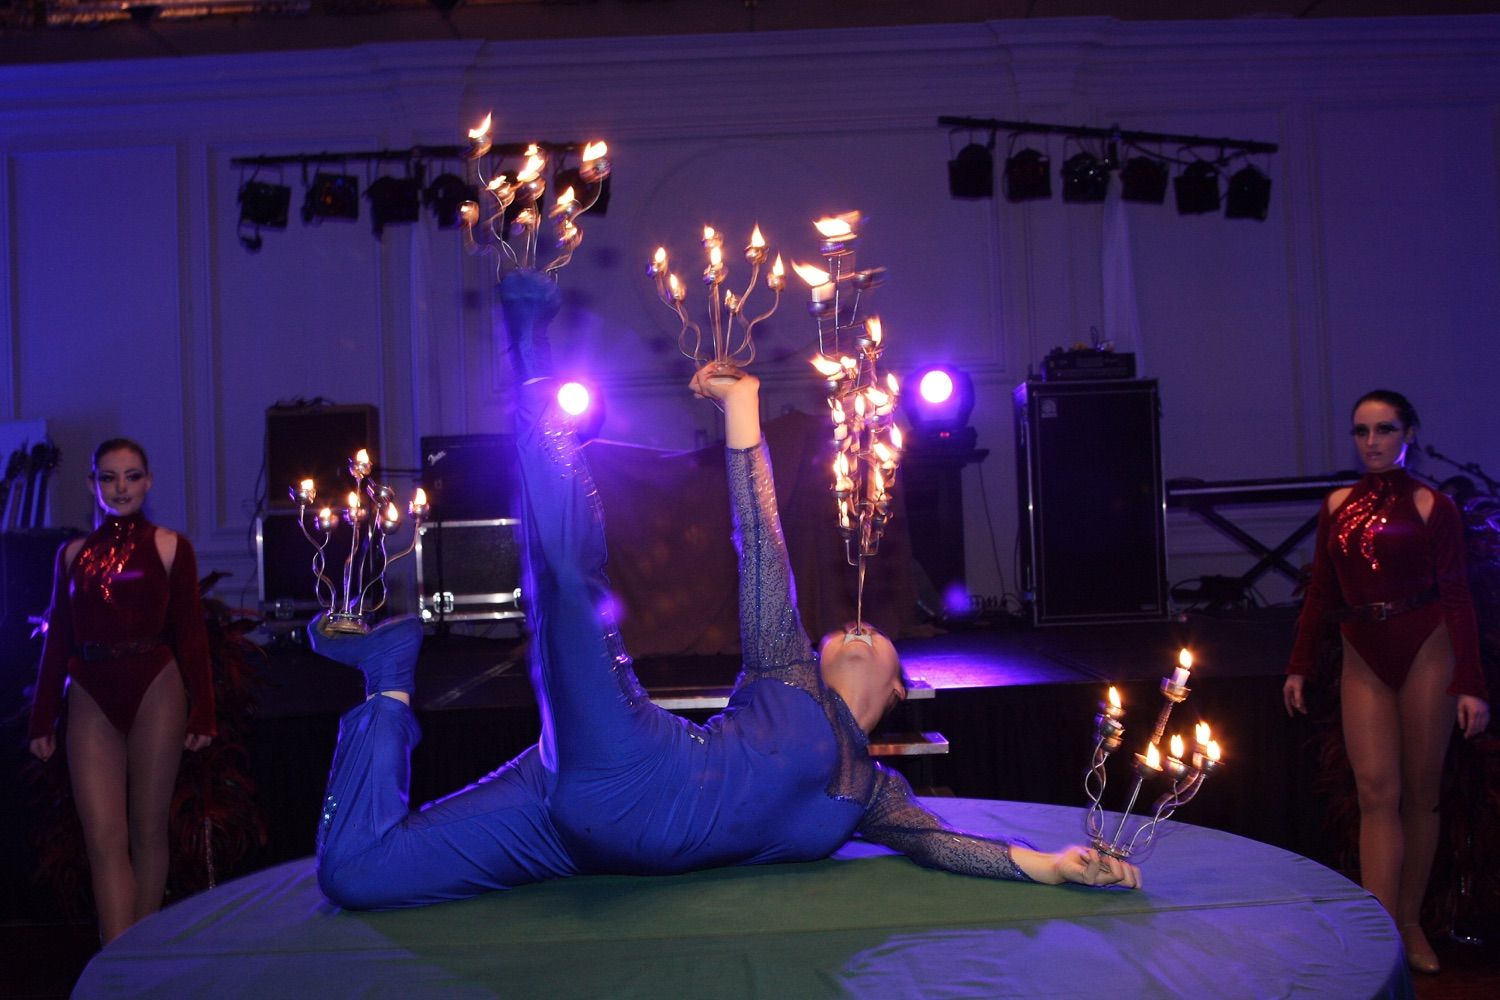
1288 467 1489 699
28 512 216 739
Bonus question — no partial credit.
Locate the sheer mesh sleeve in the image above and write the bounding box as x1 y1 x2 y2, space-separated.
726 443 816 681
856 766 1035 882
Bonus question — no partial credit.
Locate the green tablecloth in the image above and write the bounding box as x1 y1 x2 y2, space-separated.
75 798 1410 999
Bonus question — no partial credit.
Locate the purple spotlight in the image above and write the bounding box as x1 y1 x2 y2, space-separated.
557 381 592 416
918 369 956 405
905 365 974 438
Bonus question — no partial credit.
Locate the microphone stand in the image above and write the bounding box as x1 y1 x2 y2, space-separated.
1423 445 1500 498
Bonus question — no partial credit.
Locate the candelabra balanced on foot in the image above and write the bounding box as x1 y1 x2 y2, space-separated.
290 450 429 635
647 224 786 369
1084 650 1224 860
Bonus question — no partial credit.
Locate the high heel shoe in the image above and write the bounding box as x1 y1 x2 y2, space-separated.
1400 924 1441 974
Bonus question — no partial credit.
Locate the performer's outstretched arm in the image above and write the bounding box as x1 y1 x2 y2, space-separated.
857 767 1141 888
691 363 816 679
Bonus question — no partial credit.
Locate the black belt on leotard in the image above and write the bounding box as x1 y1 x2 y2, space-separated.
77 637 168 662
1328 587 1438 623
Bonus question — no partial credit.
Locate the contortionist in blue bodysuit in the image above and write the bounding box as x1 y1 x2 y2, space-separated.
309 271 1141 910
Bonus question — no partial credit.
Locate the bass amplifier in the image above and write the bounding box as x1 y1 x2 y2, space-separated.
1041 349 1136 381
415 518 525 627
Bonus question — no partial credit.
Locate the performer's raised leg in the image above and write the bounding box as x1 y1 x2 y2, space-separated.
312 617 574 909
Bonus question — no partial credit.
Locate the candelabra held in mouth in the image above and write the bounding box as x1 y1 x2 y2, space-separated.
796 213 903 630
647 226 785 368
290 450 430 635
459 114 610 278
1083 651 1224 860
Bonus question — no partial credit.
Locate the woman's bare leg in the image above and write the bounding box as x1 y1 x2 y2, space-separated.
1394 625 1457 962
1340 643 1403 917
126 664 188 925
65 684 134 944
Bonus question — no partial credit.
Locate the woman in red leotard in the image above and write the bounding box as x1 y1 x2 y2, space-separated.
27 438 215 944
1284 390 1490 974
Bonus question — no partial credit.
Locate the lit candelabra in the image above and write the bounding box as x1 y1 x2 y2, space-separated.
647 225 785 367
459 114 611 277
1084 650 1225 860
290 449 430 635
796 213 903 628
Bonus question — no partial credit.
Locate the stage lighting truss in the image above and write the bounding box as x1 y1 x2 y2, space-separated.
229 133 608 253
938 115 1278 220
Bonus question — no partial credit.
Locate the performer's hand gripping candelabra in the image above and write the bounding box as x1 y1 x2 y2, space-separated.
459 114 610 278
290 450 430 635
1085 650 1225 859
647 225 785 369
796 213 902 629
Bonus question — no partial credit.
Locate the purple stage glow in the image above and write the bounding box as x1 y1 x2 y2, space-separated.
918 369 956 405
557 382 592 416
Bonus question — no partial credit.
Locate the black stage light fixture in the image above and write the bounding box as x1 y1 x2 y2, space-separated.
1119 156 1169 204
238 180 291 229
424 173 479 229
366 175 422 236
1004 148 1051 202
1060 151 1109 203
947 142 994 199
1225 164 1272 220
302 172 360 224
1174 160 1220 215
552 167 612 217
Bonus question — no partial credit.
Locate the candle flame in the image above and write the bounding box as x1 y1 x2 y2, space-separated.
1196 721 1211 745
873 441 894 464
517 147 545 183
814 213 858 238
1207 740 1222 762
1145 743 1161 769
886 372 900 394
866 316 883 344
792 262 830 287
749 225 765 248
854 394 867 417
867 386 890 408
355 449 370 465
300 478 314 492
1108 686 1121 710
581 140 607 162
890 424 904 449
385 502 400 522
347 491 361 509
488 176 508 191
468 114 492 140
841 356 857 371
834 452 849 476
811 354 843 378
413 487 428 506
1170 734 1185 759
710 245 723 266
772 254 785 277
872 465 885 493
702 225 717 242
668 273 683 297
556 187 576 208
654 246 667 266
1178 648 1194 670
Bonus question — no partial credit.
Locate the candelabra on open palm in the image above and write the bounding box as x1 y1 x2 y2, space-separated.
1084 650 1225 860
647 225 785 370
794 213 902 628
290 450 430 635
460 114 610 278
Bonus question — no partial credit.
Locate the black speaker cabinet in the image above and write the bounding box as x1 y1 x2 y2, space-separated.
415 519 524 625
419 434 516 522
1014 379 1167 625
266 404 379 509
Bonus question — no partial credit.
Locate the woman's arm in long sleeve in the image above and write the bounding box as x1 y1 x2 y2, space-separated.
28 543 76 741
1288 502 1340 678
1430 496 1489 701
706 367 816 678
855 767 1140 888
167 536 217 737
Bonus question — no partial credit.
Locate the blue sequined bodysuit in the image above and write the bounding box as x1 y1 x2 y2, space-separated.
313 380 1030 910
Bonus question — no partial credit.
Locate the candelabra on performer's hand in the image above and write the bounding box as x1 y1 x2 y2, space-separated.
647 225 785 369
459 114 610 278
290 449 429 635
796 213 902 582
1083 650 1225 860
